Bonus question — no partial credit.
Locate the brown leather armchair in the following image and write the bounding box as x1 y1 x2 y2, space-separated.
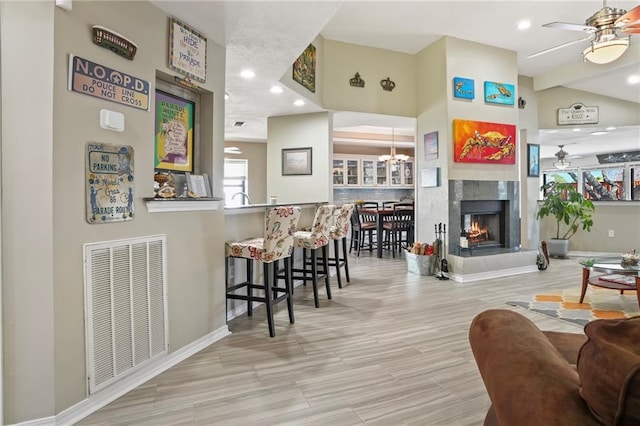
469 309 640 426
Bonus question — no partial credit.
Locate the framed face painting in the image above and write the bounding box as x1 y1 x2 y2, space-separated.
527 144 540 177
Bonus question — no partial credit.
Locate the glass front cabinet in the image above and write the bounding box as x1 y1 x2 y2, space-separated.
333 157 360 186
334 155 413 187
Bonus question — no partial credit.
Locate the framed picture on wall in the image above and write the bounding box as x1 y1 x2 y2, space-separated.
154 90 195 173
527 144 540 177
282 147 312 175
632 168 640 201
424 131 438 161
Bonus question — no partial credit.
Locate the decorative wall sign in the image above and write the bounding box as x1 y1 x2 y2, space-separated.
68 54 150 110
92 25 137 60
484 81 515 105
86 142 134 224
453 77 474 99
527 144 540 177
380 77 396 91
453 119 516 164
424 131 438 161
349 72 365 87
557 103 598 125
154 90 194 172
292 44 316 93
169 17 207 83
421 167 440 188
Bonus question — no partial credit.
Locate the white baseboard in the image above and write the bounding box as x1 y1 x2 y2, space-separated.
53 325 230 426
449 265 539 283
11 415 56 426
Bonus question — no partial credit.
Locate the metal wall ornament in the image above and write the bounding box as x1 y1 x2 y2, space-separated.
380 77 396 91
92 26 137 60
349 72 365 87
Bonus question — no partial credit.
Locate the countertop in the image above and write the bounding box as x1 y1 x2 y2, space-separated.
225 201 328 215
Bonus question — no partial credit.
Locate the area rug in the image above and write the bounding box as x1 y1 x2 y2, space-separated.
507 288 640 326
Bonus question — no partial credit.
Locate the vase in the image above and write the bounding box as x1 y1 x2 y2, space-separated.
546 238 569 258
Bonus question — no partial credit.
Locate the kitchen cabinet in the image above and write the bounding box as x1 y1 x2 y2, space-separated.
333 157 360 186
335 155 413 187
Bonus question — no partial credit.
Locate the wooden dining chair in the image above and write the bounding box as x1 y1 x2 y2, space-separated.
382 203 414 257
350 202 378 256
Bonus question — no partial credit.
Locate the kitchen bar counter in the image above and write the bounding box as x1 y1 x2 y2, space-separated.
224 201 327 215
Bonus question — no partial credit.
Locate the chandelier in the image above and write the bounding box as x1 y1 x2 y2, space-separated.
553 145 572 169
378 128 409 163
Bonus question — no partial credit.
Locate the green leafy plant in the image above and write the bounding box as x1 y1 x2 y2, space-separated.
536 182 595 240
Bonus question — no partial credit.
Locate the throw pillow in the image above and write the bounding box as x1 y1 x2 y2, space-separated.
577 316 640 425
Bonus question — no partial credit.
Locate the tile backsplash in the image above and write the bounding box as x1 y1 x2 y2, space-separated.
333 188 414 206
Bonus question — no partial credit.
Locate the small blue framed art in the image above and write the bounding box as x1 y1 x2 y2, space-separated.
453 77 474 99
484 81 515 105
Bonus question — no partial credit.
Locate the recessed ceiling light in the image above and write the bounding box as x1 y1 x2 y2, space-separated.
627 74 640 85
517 20 531 30
224 93 229 100
270 86 283 94
606 126 616 130
293 99 305 106
589 131 608 136
240 69 255 79
547 130 559 133
572 128 582 132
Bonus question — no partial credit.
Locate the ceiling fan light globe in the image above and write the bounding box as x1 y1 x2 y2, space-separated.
553 160 571 170
582 38 630 63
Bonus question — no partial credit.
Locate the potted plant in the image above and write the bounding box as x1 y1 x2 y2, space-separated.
536 182 595 257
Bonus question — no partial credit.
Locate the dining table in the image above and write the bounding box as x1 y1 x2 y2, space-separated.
360 206 413 258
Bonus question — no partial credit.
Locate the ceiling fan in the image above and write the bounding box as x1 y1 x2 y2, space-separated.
527 1 640 63
553 145 573 169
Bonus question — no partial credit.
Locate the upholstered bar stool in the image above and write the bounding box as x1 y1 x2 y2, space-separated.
292 204 336 308
327 204 355 288
225 206 302 337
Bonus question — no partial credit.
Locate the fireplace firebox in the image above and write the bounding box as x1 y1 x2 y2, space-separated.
460 200 506 249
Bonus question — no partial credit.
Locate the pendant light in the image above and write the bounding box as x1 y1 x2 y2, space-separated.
553 145 571 169
378 128 409 163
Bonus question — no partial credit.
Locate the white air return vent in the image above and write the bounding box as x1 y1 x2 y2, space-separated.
84 235 168 394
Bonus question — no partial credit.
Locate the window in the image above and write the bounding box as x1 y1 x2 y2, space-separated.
224 159 248 206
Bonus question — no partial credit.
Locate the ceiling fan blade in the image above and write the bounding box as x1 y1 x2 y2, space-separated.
615 4 640 34
526 34 594 58
543 21 597 33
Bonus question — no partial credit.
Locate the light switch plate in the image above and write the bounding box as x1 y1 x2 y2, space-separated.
100 109 125 132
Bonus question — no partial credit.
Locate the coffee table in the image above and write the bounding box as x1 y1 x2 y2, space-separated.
579 256 640 309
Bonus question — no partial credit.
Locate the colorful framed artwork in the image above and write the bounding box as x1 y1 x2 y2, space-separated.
424 131 438 160
453 77 474 99
527 144 540 177
168 17 207 83
282 147 312 175
154 90 194 173
452 119 516 164
292 44 316 93
484 81 515 105
632 168 640 200
582 167 625 201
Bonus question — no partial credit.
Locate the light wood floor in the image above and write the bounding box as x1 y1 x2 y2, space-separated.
79 252 587 425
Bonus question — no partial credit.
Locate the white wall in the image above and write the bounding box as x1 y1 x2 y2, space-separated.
1 2 56 423
267 112 332 203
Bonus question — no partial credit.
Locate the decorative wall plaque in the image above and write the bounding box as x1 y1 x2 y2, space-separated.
68 54 150 110
169 17 207 83
557 103 599 125
86 142 134 223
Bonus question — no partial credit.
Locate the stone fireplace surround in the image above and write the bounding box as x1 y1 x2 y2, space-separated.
446 180 537 282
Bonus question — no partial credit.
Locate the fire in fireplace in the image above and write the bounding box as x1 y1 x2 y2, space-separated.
460 200 506 249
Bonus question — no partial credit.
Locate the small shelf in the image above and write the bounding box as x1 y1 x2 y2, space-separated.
144 197 223 213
